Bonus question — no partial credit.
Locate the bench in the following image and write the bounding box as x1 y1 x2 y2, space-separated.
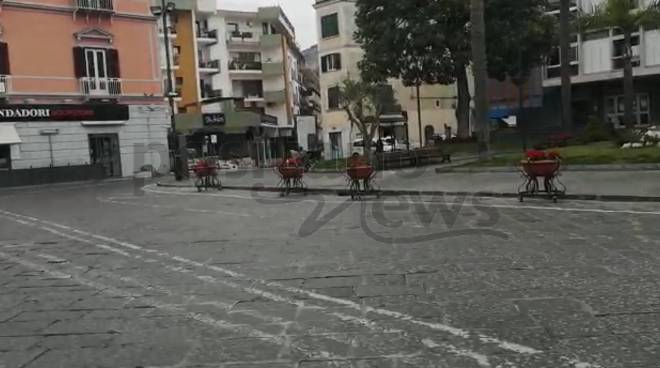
377 148 451 170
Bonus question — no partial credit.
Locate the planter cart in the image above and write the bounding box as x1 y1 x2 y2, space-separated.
346 165 380 200
276 164 306 197
193 160 222 192
517 160 566 203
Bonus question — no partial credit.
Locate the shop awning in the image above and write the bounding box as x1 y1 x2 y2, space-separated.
0 123 21 145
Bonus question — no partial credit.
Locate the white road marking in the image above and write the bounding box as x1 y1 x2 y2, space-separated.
143 184 660 216
0 250 342 362
97 196 252 217
0 209 604 367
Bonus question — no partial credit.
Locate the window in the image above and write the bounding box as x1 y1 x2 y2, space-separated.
606 94 650 128
321 53 341 73
73 47 120 79
327 86 340 110
612 34 641 69
0 42 10 75
321 13 339 39
0 145 10 170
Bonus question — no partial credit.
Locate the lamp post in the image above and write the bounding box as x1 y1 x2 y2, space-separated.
151 1 182 178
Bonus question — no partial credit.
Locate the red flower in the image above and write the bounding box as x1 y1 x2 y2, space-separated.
525 150 546 161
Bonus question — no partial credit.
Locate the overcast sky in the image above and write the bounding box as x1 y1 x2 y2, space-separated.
219 0 318 50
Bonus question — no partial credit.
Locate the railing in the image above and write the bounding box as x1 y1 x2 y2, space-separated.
80 77 122 96
75 0 114 12
228 60 263 71
0 75 8 95
199 60 220 70
197 29 217 39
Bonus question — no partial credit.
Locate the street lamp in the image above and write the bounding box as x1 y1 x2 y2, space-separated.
151 1 184 179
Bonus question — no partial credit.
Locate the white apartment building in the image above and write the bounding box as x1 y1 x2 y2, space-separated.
314 0 463 160
542 0 660 128
208 7 303 129
156 2 303 163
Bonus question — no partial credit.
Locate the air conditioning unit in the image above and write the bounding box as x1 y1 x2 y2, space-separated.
246 21 253 27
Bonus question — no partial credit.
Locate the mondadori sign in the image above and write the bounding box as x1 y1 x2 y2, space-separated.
0 105 129 122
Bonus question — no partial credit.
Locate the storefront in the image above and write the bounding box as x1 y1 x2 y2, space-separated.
0 104 170 186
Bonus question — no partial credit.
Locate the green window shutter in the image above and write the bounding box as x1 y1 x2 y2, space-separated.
321 14 339 38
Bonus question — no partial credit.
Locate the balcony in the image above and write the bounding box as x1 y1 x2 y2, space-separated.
227 31 259 46
197 29 218 44
0 76 9 96
201 86 223 99
199 60 221 73
80 77 122 97
260 34 283 49
74 0 114 13
262 62 284 77
228 60 263 74
264 90 286 104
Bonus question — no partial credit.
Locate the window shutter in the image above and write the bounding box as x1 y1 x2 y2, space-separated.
321 56 328 73
0 43 9 75
73 47 86 78
107 49 121 78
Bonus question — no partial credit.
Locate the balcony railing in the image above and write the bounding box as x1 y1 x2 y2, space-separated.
0 75 9 95
199 60 221 70
80 77 122 97
228 60 263 71
75 0 114 12
197 29 218 40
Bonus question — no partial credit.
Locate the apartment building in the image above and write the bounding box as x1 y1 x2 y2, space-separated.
314 0 462 159
0 0 169 186
157 2 303 163
542 0 660 128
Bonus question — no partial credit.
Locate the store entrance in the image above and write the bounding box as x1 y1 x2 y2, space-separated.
89 134 122 177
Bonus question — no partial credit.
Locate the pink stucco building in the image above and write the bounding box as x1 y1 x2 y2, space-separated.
0 0 169 184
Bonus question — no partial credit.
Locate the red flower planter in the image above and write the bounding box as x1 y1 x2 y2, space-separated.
278 166 304 179
193 163 217 178
520 160 560 178
347 166 375 180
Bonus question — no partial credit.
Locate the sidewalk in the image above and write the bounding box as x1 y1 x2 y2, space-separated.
159 165 660 201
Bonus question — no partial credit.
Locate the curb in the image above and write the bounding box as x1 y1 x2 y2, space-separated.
436 163 660 173
156 182 660 203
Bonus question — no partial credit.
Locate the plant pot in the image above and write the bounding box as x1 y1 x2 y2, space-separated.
347 166 375 180
520 160 560 178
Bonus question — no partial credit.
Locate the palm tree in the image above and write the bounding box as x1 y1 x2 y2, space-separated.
559 0 573 131
471 0 490 158
578 0 660 129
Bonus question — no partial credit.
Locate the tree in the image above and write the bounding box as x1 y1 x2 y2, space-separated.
560 0 573 131
486 0 556 150
355 1 460 144
338 78 398 163
471 0 490 159
577 0 660 129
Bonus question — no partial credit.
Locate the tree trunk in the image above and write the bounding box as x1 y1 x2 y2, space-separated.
559 0 573 131
471 0 490 159
416 83 423 147
517 82 528 151
455 58 471 139
623 31 635 129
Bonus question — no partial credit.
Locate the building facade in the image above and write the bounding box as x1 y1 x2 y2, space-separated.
157 2 304 164
0 0 169 185
542 0 660 128
314 0 464 160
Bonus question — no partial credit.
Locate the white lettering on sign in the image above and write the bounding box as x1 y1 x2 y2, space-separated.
0 108 51 118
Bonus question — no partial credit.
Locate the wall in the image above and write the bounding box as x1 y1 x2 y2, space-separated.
11 106 170 176
174 9 200 112
1 1 161 98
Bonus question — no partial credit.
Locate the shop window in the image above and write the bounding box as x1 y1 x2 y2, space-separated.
321 13 339 39
327 86 340 110
0 145 10 170
606 94 650 128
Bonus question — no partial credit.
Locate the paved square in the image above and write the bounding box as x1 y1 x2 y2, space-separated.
1 180 660 367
